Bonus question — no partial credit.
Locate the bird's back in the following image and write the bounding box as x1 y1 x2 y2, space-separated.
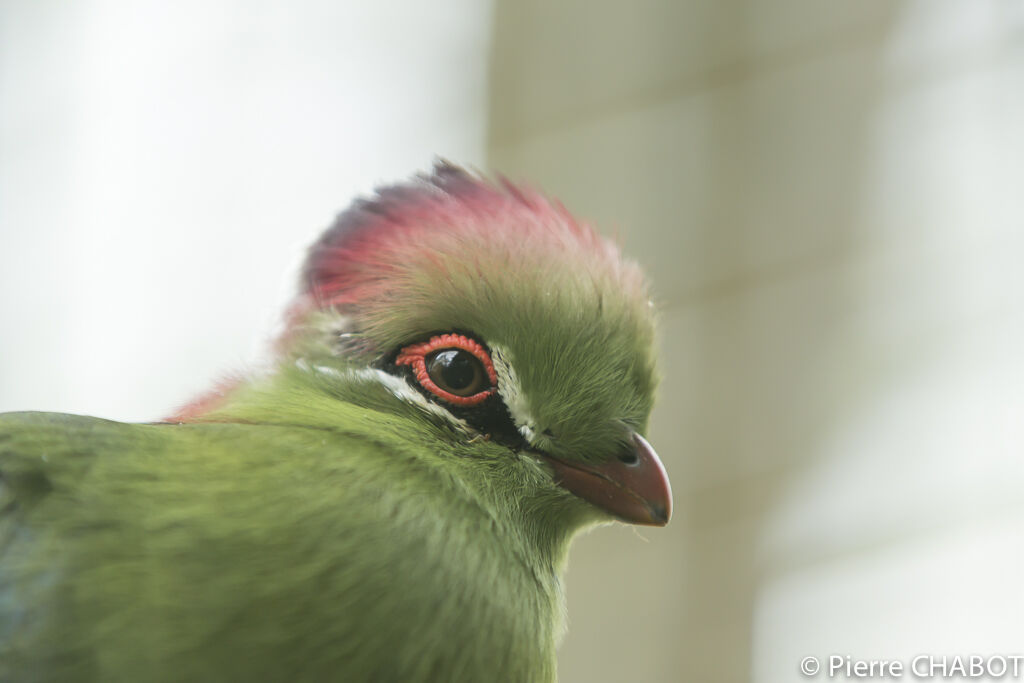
0 411 560 682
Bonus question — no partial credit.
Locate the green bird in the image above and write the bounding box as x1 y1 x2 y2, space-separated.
0 163 671 682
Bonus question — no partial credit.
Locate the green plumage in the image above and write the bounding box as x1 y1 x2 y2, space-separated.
0 166 665 681
1 385 564 681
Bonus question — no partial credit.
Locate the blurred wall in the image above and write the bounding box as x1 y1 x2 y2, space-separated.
489 1 1024 682
0 0 492 420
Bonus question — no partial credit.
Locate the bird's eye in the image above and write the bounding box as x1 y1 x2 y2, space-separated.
426 349 485 396
395 333 497 406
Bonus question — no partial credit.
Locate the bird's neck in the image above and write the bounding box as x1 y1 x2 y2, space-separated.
201 367 588 573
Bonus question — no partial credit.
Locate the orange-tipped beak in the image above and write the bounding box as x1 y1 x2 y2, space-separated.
541 433 672 526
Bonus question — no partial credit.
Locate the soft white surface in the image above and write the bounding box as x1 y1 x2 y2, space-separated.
0 0 492 420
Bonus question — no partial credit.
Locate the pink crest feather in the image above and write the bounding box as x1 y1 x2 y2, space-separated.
300 161 622 312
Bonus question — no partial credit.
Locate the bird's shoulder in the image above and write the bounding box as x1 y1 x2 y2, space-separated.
0 411 155 501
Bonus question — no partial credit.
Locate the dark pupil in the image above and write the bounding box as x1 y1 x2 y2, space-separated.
428 349 478 392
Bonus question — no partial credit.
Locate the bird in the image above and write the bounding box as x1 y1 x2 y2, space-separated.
0 162 671 682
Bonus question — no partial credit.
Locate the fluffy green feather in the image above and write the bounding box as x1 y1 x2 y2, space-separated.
1 406 563 681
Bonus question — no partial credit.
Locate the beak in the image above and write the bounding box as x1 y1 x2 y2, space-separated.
540 432 672 526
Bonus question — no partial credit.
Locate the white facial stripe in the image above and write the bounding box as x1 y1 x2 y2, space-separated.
489 343 541 444
303 362 472 433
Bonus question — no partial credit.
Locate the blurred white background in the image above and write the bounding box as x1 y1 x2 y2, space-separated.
0 0 491 420
3 1 1024 681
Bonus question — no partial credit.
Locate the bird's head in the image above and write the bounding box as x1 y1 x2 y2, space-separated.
274 163 671 528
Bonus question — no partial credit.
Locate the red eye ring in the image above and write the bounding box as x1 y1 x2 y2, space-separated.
395 333 497 406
